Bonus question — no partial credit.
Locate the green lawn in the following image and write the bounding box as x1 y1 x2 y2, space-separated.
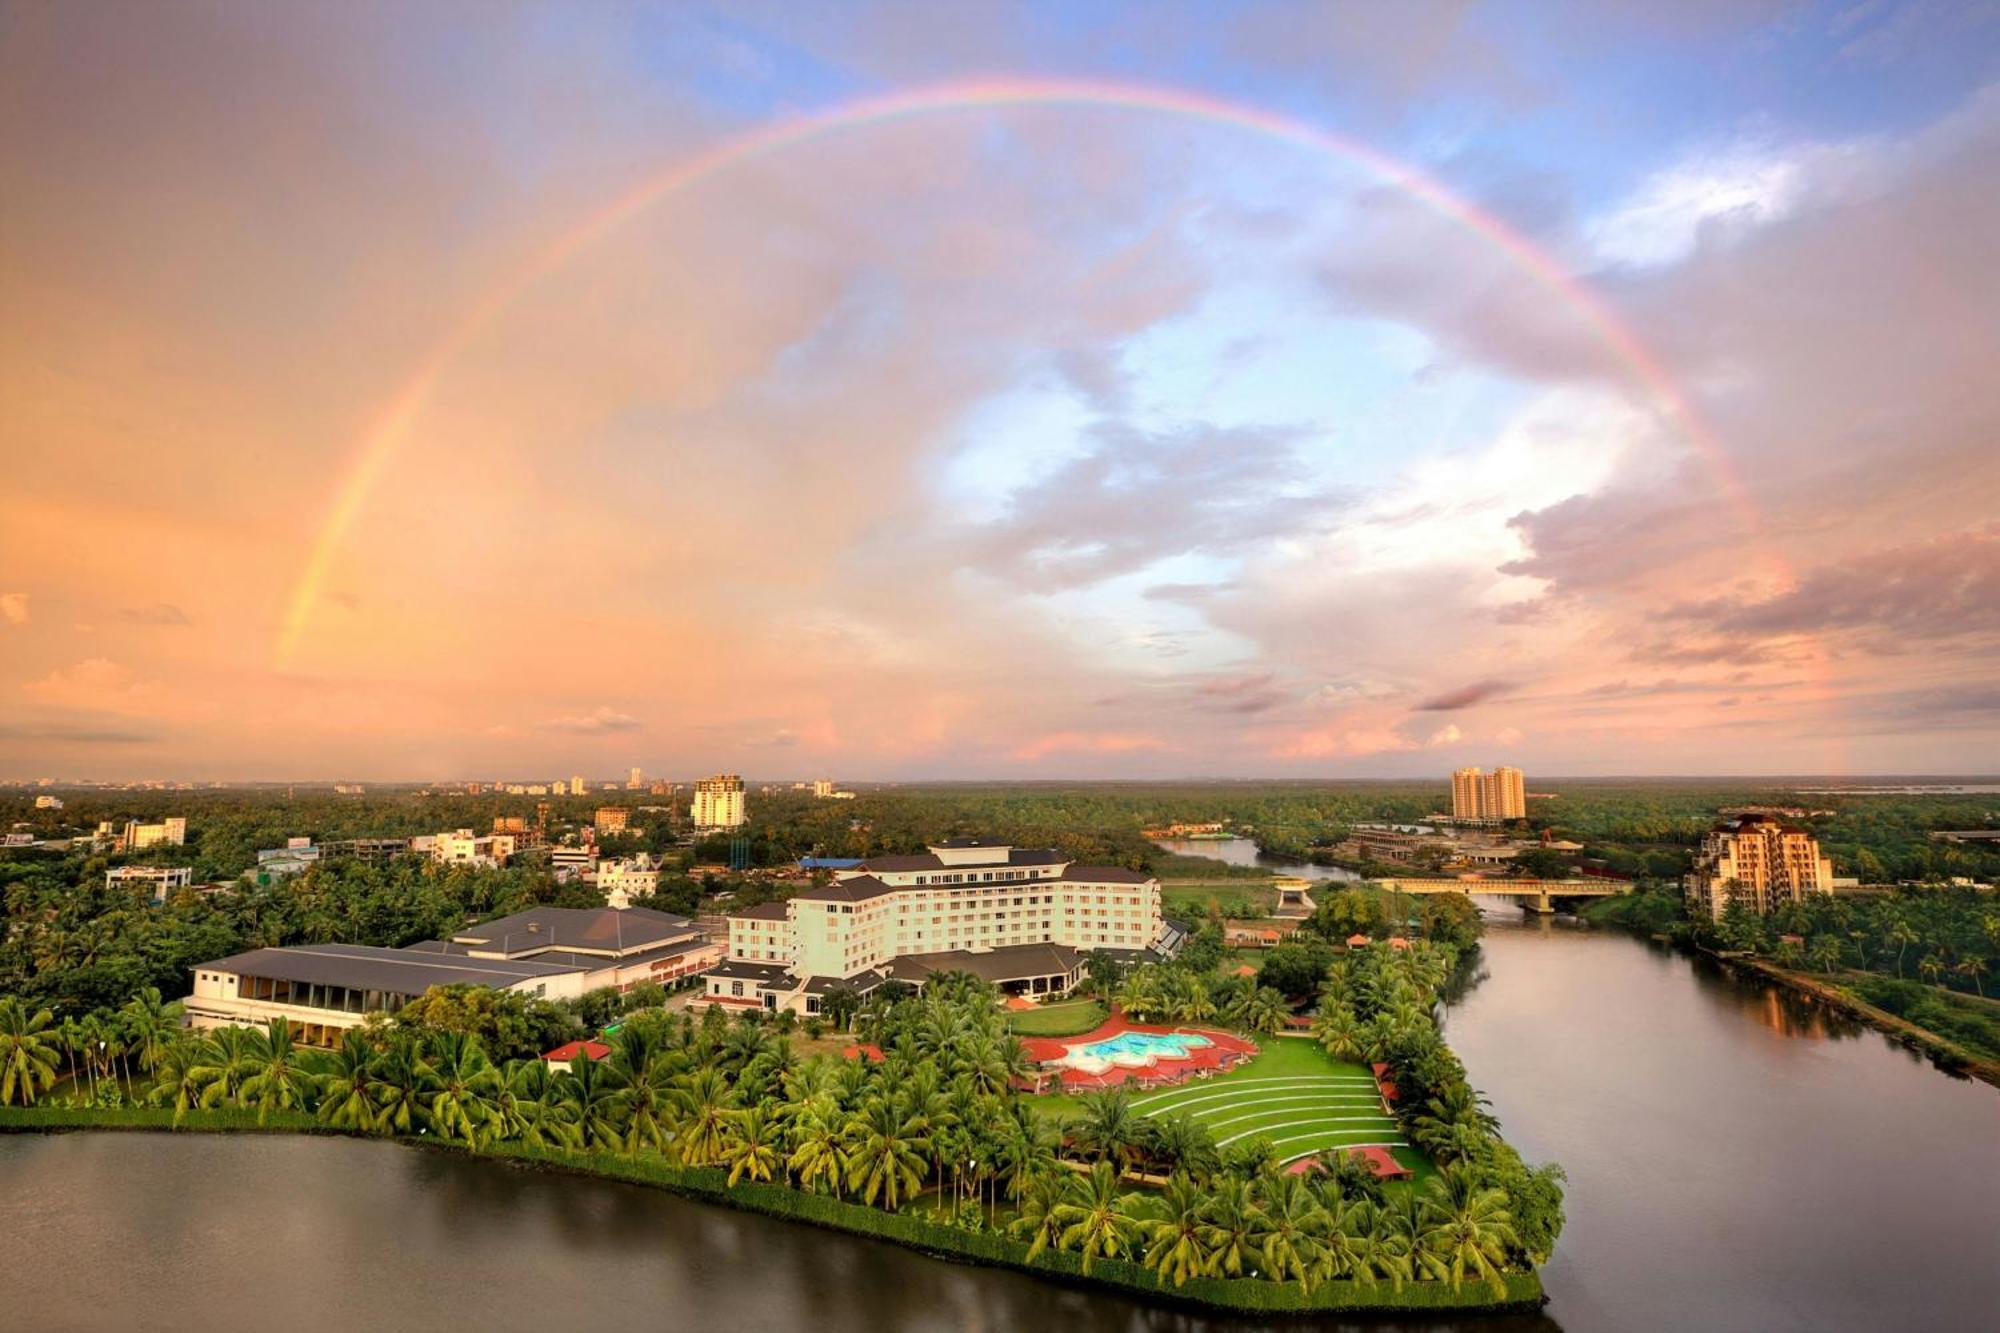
1005 998 1110 1037
1161 881 1278 920
1132 1038 1413 1170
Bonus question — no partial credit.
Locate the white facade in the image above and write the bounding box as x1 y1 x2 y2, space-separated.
704 840 1163 1013
596 855 662 909
124 816 187 849
691 774 747 830
428 828 516 868
108 864 192 900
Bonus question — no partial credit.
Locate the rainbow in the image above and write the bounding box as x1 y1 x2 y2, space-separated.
278 75 1776 663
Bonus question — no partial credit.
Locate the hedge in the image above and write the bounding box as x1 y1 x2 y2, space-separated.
0 1104 321 1133
0 1110 1542 1315
465 1140 1543 1314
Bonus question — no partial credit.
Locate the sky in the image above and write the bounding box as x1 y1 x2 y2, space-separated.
1 0 1996 782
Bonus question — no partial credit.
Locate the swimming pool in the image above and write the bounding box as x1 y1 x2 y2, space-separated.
1073 1031 1212 1063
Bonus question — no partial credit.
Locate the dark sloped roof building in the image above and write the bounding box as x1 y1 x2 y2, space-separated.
187 905 719 1045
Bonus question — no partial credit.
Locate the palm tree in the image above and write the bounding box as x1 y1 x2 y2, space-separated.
1416 1168 1518 1292
1144 1112 1219 1180
369 1036 430 1135
843 1098 929 1210
786 1109 848 1197
192 1025 257 1111
0 997 62 1107
724 1106 781 1186
241 1019 310 1123
1010 1169 1070 1262
425 1031 500 1146
1137 1172 1214 1287
612 1032 679 1155
1888 920 1919 978
117 988 182 1077
1053 1160 1138 1274
1251 1169 1328 1291
1200 1172 1260 1278
1069 1090 1142 1173
313 1030 381 1134
494 1058 575 1149
1955 956 1989 998
1338 1197 1414 1289
559 1054 629 1153
672 1067 740 1166
148 1033 207 1126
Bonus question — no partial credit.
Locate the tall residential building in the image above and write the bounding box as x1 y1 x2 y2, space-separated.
691 774 747 831
1450 767 1526 823
812 779 835 798
1685 814 1835 921
594 806 630 834
627 766 644 790
700 838 1171 1016
570 775 587 796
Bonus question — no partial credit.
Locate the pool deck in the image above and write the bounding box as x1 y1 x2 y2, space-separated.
1015 1010 1259 1092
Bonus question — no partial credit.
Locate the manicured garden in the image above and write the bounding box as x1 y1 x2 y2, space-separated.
1129 1039 1413 1170
1005 998 1110 1037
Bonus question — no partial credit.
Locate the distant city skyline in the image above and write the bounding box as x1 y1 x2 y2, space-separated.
3 3 1995 780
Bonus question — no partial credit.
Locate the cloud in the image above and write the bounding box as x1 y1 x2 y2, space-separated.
744 729 801 748
960 420 1340 592
117 602 193 626
0 594 26 625
1008 731 1168 762
1427 723 1464 746
1589 141 1811 268
20 658 163 713
1186 673 1289 715
538 707 643 735
1413 679 1515 711
0 722 157 744
1668 526 2000 646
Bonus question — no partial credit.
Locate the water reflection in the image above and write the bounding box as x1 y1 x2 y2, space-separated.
0 1133 1558 1333
4 921 1995 1333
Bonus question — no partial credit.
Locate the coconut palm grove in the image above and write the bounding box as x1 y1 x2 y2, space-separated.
0 914 1560 1313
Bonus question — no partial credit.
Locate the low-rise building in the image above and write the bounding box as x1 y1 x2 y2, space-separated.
187 905 719 1045
427 828 515 868
108 864 193 901
123 816 187 850
595 854 662 908
698 838 1172 1016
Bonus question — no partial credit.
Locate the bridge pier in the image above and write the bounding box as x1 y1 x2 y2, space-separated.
1525 889 1554 915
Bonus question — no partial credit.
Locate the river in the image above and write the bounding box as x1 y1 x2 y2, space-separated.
3 921 1997 1330
1151 834 1362 880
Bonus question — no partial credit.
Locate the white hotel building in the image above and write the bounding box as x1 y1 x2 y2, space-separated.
701 838 1180 1015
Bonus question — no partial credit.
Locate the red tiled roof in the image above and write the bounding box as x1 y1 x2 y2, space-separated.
1346 1145 1413 1179
1347 934 1372 946
543 1039 612 1064
841 1043 885 1063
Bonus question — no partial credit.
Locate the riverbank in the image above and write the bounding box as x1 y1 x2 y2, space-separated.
1717 955 2000 1090
1577 899 2000 1091
0 1108 1542 1318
